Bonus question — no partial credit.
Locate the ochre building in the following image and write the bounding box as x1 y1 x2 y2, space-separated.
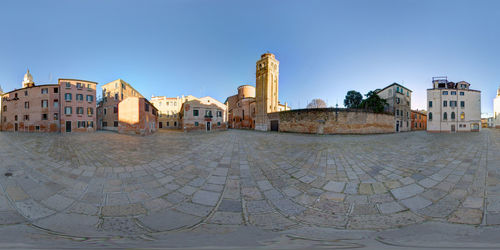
1 70 97 133
411 110 427 131
97 79 143 131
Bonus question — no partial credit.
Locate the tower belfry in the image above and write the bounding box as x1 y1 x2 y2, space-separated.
255 52 279 131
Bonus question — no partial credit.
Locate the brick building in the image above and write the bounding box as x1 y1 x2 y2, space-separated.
226 53 289 130
1 70 97 132
97 79 143 131
118 97 158 135
181 96 227 132
411 110 427 131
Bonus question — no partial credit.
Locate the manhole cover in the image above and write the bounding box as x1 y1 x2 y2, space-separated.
4 173 12 177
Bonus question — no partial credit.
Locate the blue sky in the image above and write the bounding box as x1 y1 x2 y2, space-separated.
0 0 499 114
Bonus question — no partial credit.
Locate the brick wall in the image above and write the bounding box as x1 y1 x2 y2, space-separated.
271 108 394 134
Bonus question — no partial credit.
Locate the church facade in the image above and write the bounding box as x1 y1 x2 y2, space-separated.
225 53 289 130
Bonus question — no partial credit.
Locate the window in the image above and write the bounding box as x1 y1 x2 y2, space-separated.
115 93 119 100
396 109 399 116
217 122 221 126
41 88 48 94
443 112 447 120
15 115 18 121
65 82 71 88
76 94 83 101
450 101 457 107
24 91 28 96
242 110 245 119
460 112 465 120
87 107 93 116
2 106 6 112
78 121 86 128
77 107 84 115
102 122 108 127
104 108 107 115
24 115 29 121
41 100 48 108
174 121 177 126
65 107 72 115
145 103 150 112
443 91 448 95
87 121 94 128
25 102 29 109
65 93 72 101
76 82 82 89
193 110 199 116
195 122 199 126
54 87 59 93
460 92 464 96
35 126 40 131
167 122 170 126
54 99 59 108
54 113 59 120
42 114 48 120
113 106 118 113
460 101 465 108
14 93 17 98
396 86 400 93
121 93 123 100
451 112 455 120
86 95 93 102
407 92 409 97
205 110 212 117
443 101 447 107
415 122 417 127
87 84 91 90
396 97 400 104
451 91 456 95
217 111 222 117
113 121 118 127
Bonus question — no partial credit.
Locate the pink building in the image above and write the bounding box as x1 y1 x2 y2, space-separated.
118 96 158 135
1 70 97 133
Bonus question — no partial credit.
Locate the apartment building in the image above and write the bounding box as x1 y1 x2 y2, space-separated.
376 83 412 132
181 96 227 132
97 79 143 131
427 77 481 132
1 70 97 132
150 95 196 129
118 96 158 135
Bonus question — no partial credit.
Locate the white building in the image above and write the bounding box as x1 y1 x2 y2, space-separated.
376 83 412 132
427 77 481 132
494 87 500 128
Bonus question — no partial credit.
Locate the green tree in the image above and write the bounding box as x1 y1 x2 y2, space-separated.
343 90 363 108
359 91 387 113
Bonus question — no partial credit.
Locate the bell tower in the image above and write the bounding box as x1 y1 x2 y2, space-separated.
255 53 279 131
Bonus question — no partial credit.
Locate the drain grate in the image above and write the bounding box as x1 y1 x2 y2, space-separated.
4 173 12 177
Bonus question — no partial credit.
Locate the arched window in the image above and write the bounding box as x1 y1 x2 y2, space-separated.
429 112 433 120
460 112 465 120
451 112 455 120
443 112 447 120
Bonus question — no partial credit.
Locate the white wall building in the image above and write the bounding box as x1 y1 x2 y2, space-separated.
494 87 500 128
427 77 481 132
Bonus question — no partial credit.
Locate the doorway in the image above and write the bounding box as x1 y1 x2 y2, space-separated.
159 122 163 128
66 121 72 132
396 121 399 132
451 124 456 132
270 120 279 132
15 123 18 131
206 122 211 131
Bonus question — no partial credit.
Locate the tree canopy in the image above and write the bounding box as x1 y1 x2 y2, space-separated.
359 91 387 113
343 90 363 108
307 98 327 109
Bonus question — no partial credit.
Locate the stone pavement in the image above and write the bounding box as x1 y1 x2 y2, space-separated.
0 129 499 243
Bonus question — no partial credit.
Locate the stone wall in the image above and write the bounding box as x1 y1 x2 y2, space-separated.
270 108 394 134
